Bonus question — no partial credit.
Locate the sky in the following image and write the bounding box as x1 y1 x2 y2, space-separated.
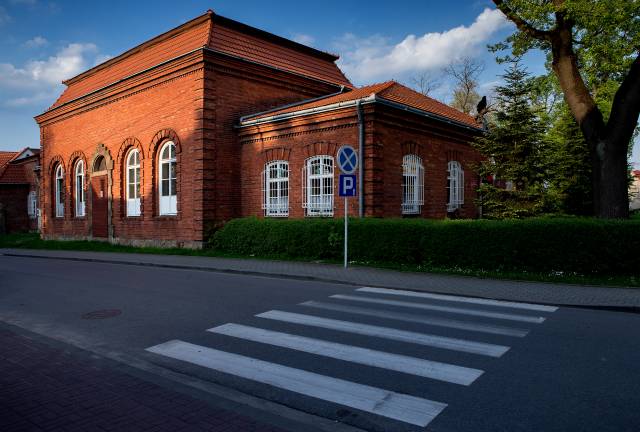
0 0 638 165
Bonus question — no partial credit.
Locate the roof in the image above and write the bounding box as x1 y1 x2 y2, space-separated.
0 151 27 184
0 151 18 169
45 11 351 111
241 81 481 129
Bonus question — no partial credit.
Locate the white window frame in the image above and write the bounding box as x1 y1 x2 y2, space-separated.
262 160 289 217
302 155 334 217
402 154 424 215
158 141 177 216
126 149 141 217
55 164 64 218
27 191 37 218
74 160 85 217
447 160 464 212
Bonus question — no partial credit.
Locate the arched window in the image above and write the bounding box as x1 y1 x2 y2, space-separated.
54 164 64 217
402 154 424 215
158 141 177 215
447 160 464 212
126 149 141 216
303 155 334 216
263 160 289 217
74 160 85 217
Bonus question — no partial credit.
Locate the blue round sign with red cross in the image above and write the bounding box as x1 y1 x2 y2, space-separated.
337 145 358 174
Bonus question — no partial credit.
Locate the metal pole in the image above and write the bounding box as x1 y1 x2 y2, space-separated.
344 197 348 268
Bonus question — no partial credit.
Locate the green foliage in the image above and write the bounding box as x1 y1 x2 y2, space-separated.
212 217 640 276
544 104 594 215
474 60 552 218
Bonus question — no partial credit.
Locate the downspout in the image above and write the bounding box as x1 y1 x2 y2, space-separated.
356 100 365 217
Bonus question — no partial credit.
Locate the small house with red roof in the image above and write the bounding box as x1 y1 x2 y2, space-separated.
0 148 40 233
35 10 482 248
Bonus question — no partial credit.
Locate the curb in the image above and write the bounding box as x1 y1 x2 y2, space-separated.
3 251 639 312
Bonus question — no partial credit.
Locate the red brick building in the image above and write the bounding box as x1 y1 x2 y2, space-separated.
0 148 41 233
36 10 482 248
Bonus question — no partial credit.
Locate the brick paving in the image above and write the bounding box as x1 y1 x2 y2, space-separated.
0 327 288 432
1 248 639 307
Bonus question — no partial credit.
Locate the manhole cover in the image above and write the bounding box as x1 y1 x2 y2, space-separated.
81 309 122 320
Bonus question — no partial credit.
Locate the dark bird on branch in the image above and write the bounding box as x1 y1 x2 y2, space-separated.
476 96 487 114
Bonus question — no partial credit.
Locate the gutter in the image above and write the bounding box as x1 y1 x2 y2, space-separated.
238 94 482 133
238 86 347 124
238 94 377 127
356 100 364 217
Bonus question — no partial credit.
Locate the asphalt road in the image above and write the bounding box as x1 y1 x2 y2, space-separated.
1 255 639 432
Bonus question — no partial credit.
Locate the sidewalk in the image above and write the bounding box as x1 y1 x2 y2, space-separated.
1 248 639 308
0 324 288 432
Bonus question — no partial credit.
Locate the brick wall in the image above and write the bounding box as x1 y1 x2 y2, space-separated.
37 49 343 246
239 104 481 219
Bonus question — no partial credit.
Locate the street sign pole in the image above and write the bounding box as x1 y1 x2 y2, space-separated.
344 196 348 268
337 145 358 270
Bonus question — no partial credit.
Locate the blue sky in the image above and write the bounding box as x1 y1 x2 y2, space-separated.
0 0 638 164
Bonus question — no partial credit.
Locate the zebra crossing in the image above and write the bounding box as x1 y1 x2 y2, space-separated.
146 286 558 431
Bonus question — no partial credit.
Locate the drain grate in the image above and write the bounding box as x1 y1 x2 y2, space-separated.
82 309 122 320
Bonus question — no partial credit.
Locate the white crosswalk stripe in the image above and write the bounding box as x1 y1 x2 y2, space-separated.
331 294 547 323
146 286 554 429
357 287 559 312
256 310 510 357
146 340 447 427
209 323 484 385
301 300 529 337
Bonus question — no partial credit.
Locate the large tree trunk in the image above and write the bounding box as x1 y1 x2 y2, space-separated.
587 136 630 219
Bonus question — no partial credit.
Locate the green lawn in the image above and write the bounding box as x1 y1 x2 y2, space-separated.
1 232 638 288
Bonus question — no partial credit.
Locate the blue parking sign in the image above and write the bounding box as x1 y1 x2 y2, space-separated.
339 174 357 197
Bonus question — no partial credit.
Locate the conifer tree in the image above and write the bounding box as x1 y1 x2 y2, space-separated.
474 60 550 218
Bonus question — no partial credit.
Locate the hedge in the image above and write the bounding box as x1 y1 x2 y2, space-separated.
211 217 640 276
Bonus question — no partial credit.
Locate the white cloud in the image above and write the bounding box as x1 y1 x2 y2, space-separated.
0 42 104 108
24 36 48 48
291 33 316 46
336 8 511 84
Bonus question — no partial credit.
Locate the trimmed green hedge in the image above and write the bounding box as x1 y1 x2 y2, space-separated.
211 217 640 276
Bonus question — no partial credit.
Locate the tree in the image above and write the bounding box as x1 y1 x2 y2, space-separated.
446 57 484 114
410 71 441 97
492 0 640 218
474 60 550 218
544 104 594 215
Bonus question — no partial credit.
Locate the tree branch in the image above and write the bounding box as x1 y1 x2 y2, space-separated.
606 54 640 147
492 0 553 41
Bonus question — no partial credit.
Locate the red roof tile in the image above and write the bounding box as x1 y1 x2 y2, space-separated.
46 12 351 111
243 81 480 129
0 151 18 170
0 152 29 184
0 164 28 184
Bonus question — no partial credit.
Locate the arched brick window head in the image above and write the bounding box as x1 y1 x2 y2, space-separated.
158 141 177 215
126 149 141 217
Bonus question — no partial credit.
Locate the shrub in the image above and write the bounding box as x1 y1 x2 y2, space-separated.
211 217 640 276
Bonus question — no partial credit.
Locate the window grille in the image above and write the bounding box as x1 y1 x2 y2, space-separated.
402 154 424 214
302 155 334 217
158 141 177 215
447 160 464 212
27 191 37 218
55 165 64 218
126 149 141 216
262 160 289 217
75 160 85 217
